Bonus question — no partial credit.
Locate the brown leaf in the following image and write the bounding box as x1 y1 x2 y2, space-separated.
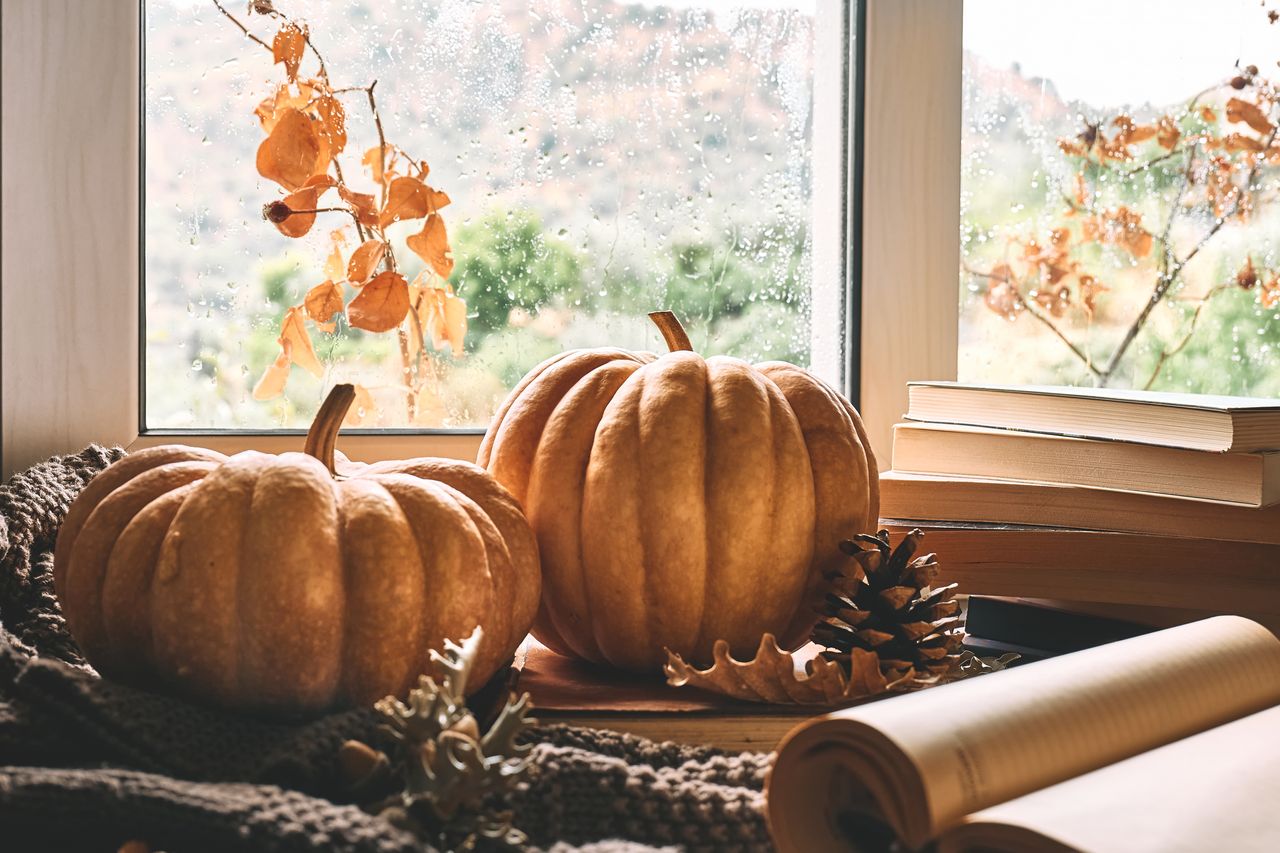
1226 97 1275 135
1155 116 1180 150
347 271 409 332
272 174 336 238
280 305 323 377
423 285 468 354
362 145 396 186
256 107 320 191
1077 274 1108 319
323 229 347 282
1224 133 1266 153
664 634 910 706
252 343 292 401
1200 105 1217 123
406 214 454 278
983 263 1022 319
313 95 347 155
272 23 306 81
255 83 312 133
304 280 343 332
347 239 387 283
343 384 378 427
338 185 380 227
378 177 450 229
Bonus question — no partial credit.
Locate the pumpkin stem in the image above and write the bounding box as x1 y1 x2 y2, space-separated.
304 384 356 476
648 311 694 352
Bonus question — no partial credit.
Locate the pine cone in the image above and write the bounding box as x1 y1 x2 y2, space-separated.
812 528 964 684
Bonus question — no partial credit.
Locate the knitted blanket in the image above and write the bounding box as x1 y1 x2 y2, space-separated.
0 447 774 853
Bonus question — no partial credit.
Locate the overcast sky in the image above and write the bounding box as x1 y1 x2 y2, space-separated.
964 0 1279 107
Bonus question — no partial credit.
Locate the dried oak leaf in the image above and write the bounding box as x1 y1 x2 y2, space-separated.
272 23 306 81
379 176 450 229
257 107 321 191
347 239 387 283
347 271 409 332
273 174 336 238
304 280 344 332
1226 97 1275 135
313 95 347 155
338 185 380 228
664 634 908 706
406 213 454 279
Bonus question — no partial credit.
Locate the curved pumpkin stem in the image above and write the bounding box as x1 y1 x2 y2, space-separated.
648 310 694 352
304 384 356 476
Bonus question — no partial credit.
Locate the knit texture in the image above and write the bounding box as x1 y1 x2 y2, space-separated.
0 447 773 852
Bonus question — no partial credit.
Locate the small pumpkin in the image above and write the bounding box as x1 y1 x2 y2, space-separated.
479 311 879 672
54 385 539 715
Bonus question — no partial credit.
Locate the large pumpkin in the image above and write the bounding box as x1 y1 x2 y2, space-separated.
479 311 879 671
53 385 539 715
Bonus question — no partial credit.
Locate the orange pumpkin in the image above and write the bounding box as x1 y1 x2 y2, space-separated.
479 312 879 671
54 385 539 715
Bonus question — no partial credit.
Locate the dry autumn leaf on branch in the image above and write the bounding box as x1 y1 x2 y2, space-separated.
257 108 322 191
1226 97 1275 135
347 239 387 283
304 280 344 332
379 176 450 229
253 306 324 400
406 214 454 279
272 22 306 81
222 2 469 411
348 271 410 333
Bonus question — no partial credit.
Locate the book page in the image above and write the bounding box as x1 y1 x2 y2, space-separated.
939 704 1280 853
767 616 1280 851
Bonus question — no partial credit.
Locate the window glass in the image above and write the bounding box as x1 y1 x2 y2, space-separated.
144 0 837 429
960 0 1280 396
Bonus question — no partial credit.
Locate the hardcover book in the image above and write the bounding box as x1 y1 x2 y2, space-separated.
907 381 1280 452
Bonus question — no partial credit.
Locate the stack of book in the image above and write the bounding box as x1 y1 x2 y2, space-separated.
881 382 1280 638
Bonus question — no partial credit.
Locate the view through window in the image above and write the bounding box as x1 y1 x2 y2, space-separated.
144 0 839 429
961 0 1280 397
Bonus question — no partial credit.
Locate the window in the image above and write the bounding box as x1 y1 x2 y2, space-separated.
143 0 851 431
960 0 1280 397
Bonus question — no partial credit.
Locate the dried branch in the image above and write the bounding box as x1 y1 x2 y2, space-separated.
1142 284 1230 390
212 0 270 51
963 264 1103 379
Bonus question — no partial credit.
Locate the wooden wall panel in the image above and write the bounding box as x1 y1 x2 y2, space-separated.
2 0 140 478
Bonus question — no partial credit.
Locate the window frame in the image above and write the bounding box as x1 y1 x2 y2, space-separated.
1 0 963 478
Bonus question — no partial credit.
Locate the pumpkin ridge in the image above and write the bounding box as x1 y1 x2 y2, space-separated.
580 367 651 668
527 360 642 661
101 481 203 680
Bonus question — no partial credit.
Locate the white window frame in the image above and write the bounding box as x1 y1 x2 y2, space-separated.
0 0 961 479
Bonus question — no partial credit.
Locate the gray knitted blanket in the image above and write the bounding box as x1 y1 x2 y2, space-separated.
0 447 774 853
